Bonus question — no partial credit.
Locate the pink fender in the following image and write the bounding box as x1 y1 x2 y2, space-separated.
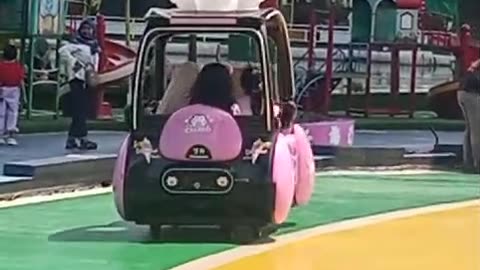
271 133 296 224
112 135 130 219
292 124 315 205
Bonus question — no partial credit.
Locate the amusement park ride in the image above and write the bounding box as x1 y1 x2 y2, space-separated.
0 0 136 119
107 0 479 243
0 0 477 121
110 0 479 244
0 0 474 242
113 0 316 242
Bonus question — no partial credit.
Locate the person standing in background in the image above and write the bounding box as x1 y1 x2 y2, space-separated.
59 18 99 150
0 44 25 146
459 58 480 174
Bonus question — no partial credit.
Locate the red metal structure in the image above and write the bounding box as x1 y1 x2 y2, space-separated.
323 7 335 115
345 42 418 118
345 0 422 118
289 2 338 116
396 0 422 9
260 0 278 9
96 14 113 119
307 11 317 73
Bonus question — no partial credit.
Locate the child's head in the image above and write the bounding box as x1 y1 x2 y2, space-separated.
3 44 17 61
190 62 235 113
240 66 261 96
278 101 297 129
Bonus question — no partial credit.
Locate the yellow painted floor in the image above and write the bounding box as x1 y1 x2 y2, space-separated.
215 206 480 270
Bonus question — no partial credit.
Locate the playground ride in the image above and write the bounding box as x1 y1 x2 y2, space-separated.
94 16 136 119
97 39 135 86
289 0 424 119
0 0 136 119
71 0 478 121
112 0 316 243
283 0 479 120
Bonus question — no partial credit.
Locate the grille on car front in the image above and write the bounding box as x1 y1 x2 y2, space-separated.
161 168 234 194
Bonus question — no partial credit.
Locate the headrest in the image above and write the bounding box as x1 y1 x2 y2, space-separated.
159 104 243 161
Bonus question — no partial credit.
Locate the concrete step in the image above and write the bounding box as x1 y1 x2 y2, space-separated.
404 152 458 166
2 154 117 193
313 146 458 168
0 176 32 185
4 154 116 177
0 176 35 195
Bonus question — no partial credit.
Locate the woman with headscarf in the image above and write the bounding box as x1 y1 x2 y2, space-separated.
459 59 480 174
59 18 100 150
156 61 200 115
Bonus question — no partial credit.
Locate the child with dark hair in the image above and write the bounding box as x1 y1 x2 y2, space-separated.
0 44 25 146
239 66 262 115
190 63 240 114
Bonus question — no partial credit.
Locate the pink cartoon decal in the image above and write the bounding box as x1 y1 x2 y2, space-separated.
184 114 213 134
133 137 159 164
245 139 272 164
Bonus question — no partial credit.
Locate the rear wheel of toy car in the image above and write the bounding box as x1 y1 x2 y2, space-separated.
228 225 260 244
260 224 278 237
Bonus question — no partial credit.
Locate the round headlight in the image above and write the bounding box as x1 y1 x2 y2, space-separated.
216 176 230 188
166 176 178 187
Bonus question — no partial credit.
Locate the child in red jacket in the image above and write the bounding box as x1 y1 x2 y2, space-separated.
0 44 25 146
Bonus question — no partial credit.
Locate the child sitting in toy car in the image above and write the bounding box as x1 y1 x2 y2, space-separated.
190 62 241 115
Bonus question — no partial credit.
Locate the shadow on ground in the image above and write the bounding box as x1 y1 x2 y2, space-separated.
48 221 296 245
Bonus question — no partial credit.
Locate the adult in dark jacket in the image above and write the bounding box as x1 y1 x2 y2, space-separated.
459 59 480 173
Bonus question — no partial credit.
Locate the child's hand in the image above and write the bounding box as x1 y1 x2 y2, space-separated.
468 59 480 72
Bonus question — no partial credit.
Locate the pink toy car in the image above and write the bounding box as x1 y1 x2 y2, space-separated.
113 6 315 243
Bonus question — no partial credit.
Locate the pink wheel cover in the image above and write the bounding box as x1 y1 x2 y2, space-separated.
272 133 296 224
112 135 130 219
292 124 315 205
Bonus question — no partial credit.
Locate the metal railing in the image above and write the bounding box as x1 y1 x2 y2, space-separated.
294 49 349 104
419 30 457 48
293 42 370 105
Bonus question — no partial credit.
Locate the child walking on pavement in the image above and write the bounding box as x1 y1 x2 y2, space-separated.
0 44 25 146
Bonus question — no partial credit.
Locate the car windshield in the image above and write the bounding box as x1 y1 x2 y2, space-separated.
136 30 267 117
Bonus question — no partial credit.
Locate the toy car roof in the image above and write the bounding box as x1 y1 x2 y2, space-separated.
144 7 278 28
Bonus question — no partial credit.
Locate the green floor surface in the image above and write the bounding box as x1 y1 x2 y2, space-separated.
0 172 478 270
